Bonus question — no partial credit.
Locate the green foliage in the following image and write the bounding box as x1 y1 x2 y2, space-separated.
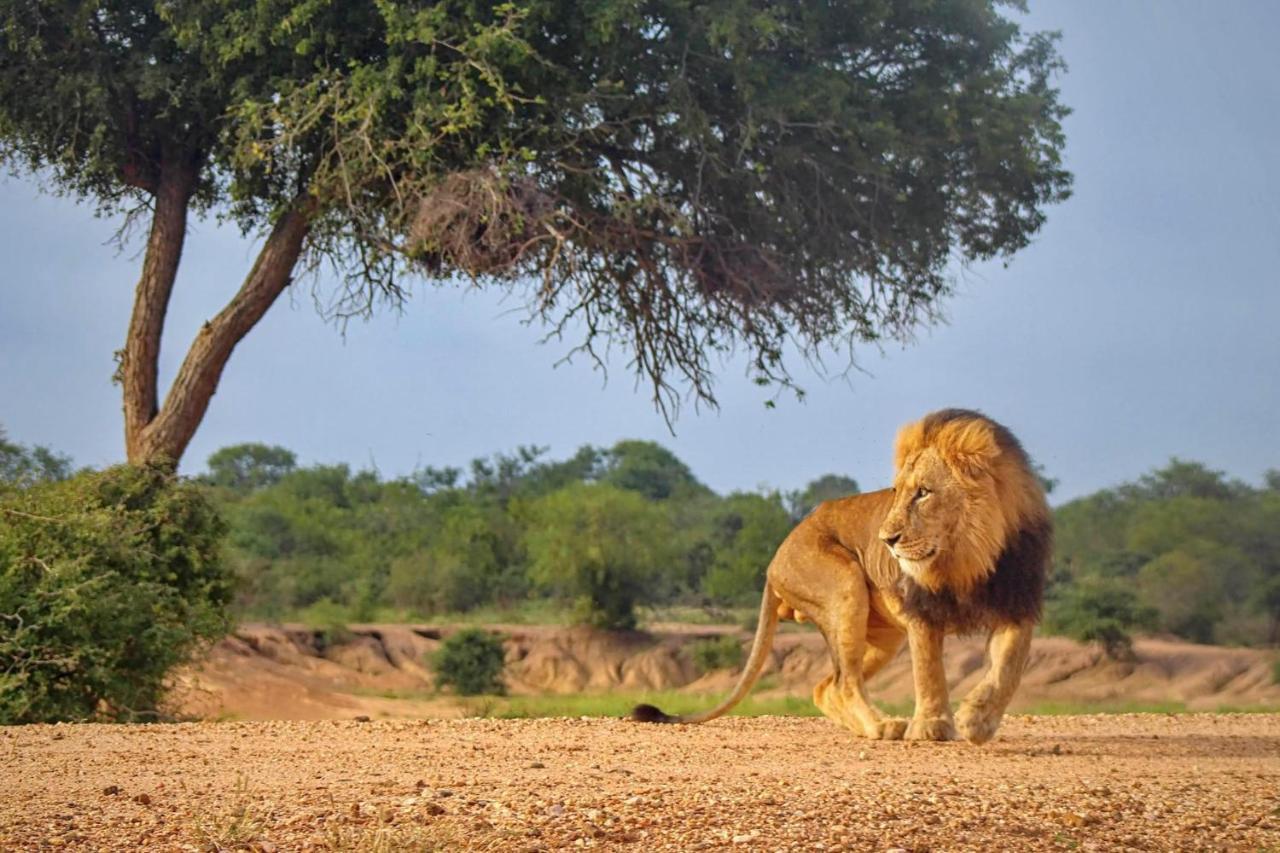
1 0 1070 418
1051 459 1280 648
1137 547 1226 644
385 503 524 614
525 484 670 629
0 464 230 723
433 629 506 696
786 474 859 521
203 444 297 494
0 427 73 487
1043 578 1157 660
601 441 708 501
690 635 745 674
700 492 793 605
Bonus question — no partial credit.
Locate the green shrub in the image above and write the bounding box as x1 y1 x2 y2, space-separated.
690 635 745 674
1043 577 1157 661
0 464 231 723
525 483 670 630
433 629 506 695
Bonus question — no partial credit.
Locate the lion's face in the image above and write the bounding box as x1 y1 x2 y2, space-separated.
878 447 970 582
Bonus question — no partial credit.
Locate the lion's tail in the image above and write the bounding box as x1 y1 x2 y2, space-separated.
628 582 781 725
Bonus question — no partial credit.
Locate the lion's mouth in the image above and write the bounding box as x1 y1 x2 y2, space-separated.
894 545 937 563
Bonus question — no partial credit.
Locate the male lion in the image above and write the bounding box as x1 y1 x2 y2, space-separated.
631 409 1051 744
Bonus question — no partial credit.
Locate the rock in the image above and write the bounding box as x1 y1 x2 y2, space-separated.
132 794 151 806
101 786 120 796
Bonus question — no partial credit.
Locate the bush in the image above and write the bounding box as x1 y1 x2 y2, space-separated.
433 629 506 695
0 464 231 723
690 635 745 674
525 484 669 630
1043 577 1157 661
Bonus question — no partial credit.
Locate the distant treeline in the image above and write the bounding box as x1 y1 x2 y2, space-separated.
1047 461 1280 652
201 441 851 629
196 440 1280 647
4 429 1279 648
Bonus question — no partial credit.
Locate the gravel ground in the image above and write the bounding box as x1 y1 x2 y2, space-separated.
2 714 1278 852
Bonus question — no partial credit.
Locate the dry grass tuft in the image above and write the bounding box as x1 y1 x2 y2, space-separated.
190 775 270 852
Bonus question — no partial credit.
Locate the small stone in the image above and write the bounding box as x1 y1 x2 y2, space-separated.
132 794 151 806
529 761 546 769
101 786 120 796
423 802 446 816
354 715 371 723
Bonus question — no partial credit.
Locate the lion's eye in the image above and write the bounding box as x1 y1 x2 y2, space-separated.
915 487 930 500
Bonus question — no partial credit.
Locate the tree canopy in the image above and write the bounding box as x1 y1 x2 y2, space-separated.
1 0 1070 465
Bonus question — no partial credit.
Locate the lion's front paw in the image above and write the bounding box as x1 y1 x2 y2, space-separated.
956 703 1000 745
905 715 957 741
870 717 908 740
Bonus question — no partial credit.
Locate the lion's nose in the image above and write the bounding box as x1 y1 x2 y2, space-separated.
881 532 901 548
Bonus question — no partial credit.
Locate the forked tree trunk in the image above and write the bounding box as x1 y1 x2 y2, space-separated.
121 158 193 462
121 168 311 467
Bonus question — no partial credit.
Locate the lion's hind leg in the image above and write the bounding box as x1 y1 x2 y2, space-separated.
955 622 1033 744
861 613 906 681
806 551 906 741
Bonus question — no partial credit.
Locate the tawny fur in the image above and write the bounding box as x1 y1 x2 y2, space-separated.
629 408 1052 745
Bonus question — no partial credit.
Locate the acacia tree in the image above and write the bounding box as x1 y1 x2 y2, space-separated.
1 0 1070 467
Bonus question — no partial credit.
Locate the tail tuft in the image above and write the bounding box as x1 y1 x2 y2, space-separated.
627 703 677 724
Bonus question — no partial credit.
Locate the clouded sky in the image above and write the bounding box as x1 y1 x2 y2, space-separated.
2 2 1277 502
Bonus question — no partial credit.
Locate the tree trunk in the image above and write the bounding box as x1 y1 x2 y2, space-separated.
121 159 194 462
122 190 312 467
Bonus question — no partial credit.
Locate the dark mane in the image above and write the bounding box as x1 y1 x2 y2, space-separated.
897 516 1051 633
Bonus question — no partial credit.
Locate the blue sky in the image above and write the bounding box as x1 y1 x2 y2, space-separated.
2 2 1277 503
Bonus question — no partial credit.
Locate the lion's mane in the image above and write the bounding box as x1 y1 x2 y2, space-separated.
892 408 1051 632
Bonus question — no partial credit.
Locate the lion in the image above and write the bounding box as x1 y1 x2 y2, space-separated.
630 408 1051 744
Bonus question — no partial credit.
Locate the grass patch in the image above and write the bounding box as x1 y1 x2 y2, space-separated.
460 690 825 719
636 604 757 626
340 689 1277 719
1014 700 1190 715
1193 704 1280 714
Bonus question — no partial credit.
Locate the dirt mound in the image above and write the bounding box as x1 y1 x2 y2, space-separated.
172 623 1280 721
